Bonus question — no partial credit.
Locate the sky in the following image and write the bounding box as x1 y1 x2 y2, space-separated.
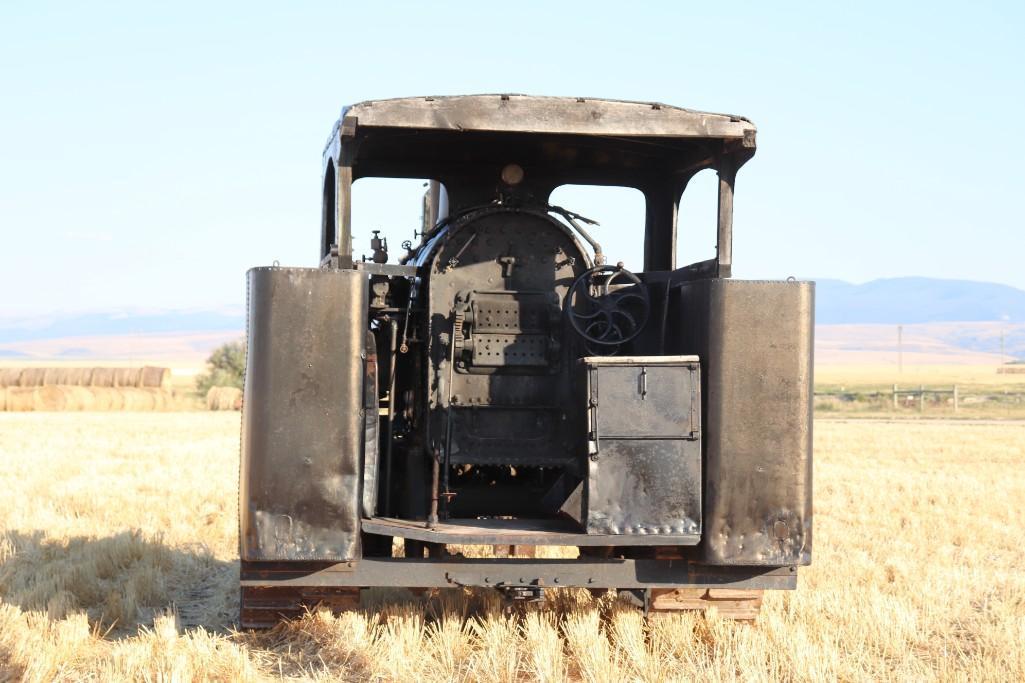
1 1 1023 316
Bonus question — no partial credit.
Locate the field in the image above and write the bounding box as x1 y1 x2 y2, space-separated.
1 411 1023 680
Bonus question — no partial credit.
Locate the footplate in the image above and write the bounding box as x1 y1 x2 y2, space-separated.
240 586 361 629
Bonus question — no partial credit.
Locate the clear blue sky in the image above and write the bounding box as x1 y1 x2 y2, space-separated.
1 1 1022 315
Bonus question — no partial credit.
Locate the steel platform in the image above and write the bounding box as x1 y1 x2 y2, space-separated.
361 516 701 546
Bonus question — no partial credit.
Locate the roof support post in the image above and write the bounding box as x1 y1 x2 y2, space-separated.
643 180 678 272
332 116 358 270
333 163 353 269
716 157 736 279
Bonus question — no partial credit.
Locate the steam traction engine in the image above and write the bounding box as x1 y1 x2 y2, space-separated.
239 96 813 626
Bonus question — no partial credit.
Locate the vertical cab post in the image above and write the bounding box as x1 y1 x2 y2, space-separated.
716 156 736 279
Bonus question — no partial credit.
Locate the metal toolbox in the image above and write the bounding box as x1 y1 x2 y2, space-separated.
580 355 702 540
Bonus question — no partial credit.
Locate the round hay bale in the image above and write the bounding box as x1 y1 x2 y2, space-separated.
6 387 35 411
61 386 96 411
146 388 171 411
91 368 115 387
140 366 171 390
42 368 66 386
140 388 158 411
32 386 66 411
107 388 125 411
88 387 112 411
120 388 138 410
206 386 221 410
136 387 157 410
122 388 156 411
19 368 46 387
0 368 22 387
114 368 135 387
207 386 242 411
67 368 93 386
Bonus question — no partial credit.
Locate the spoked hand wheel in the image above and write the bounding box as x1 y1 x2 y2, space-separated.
565 265 651 349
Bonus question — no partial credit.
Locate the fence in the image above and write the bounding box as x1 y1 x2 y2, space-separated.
815 385 961 412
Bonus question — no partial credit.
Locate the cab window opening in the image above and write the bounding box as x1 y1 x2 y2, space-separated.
547 184 646 270
675 168 719 269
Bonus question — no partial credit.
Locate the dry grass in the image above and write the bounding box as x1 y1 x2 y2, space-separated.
1 412 1023 680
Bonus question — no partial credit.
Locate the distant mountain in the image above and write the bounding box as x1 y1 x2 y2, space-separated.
814 277 1025 324
0 308 245 344
2 278 1024 361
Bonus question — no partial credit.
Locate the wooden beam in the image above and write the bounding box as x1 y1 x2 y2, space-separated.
649 588 763 621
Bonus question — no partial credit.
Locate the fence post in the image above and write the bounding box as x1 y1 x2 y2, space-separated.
919 385 925 412
953 384 959 413
893 384 898 410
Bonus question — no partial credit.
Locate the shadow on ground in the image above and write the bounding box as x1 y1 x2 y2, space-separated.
0 529 238 636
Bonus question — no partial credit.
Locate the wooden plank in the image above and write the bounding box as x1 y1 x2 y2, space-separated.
648 588 763 621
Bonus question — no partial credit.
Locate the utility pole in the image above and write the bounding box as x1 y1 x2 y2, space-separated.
898 325 903 374
1000 328 1005 362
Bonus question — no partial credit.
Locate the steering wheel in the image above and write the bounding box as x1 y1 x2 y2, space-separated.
566 265 651 347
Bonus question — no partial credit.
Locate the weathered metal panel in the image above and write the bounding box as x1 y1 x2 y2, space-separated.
674 279 813 566
584 357 702 538
240 267 368 561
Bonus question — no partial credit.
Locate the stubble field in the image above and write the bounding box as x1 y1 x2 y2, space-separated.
1 412 1023 681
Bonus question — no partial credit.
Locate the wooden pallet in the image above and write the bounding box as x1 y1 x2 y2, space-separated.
491 544 538 558
648 588 763 621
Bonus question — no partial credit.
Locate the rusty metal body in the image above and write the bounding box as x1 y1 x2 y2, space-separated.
238 95 813 626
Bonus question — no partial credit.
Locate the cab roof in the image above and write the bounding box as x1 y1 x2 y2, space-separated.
337 94 756 142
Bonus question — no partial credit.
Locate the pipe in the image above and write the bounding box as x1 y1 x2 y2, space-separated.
548 205 605 265
427 446 441 529
383 318 398 516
